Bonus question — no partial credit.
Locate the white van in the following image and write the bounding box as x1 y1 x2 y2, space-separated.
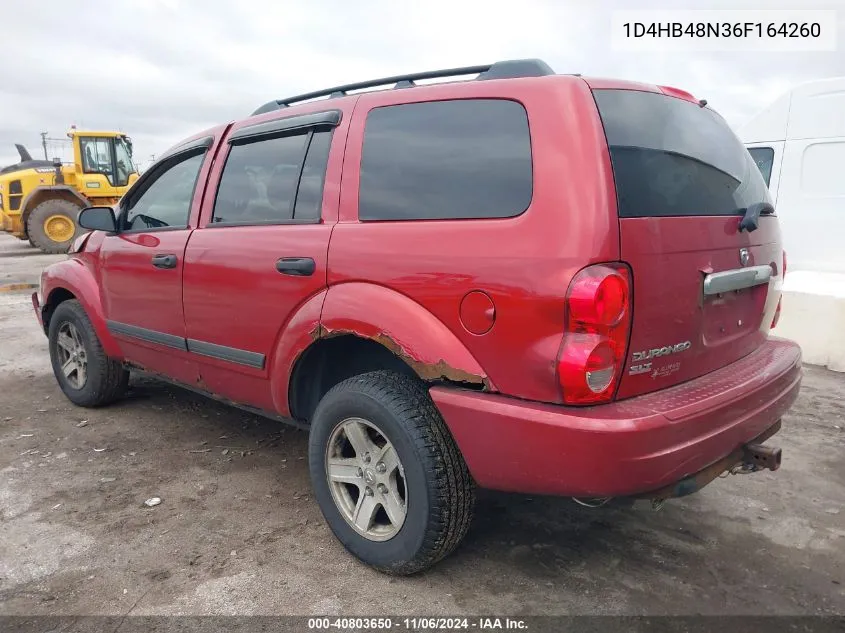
741 78 845 371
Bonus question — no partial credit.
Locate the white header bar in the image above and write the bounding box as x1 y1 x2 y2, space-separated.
611 10 837 52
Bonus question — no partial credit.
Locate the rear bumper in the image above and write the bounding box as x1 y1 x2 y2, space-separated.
430 338 802 497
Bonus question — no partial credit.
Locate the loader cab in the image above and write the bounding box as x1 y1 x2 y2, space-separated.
69 130 139 197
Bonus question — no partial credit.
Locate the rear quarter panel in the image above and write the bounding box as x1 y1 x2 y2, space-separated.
330 76 618 403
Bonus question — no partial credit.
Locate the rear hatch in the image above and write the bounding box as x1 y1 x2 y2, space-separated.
592 87 783 399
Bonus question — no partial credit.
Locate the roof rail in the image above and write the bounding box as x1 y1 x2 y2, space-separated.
251 58 555 115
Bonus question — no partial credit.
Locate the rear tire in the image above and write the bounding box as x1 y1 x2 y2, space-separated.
48 300 129 407
309 371 475 575
26 198 82 254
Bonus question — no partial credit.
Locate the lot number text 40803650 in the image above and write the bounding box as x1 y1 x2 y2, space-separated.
308 617 528 630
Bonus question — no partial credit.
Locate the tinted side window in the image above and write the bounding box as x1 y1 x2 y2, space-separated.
213 129 332 225
294 130 332 220
124 152 205 230
748 147 774 187
359 99 532 221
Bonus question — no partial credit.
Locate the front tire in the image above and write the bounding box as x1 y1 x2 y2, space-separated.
309 371 475 575
48 300 129 407
27 198 82 254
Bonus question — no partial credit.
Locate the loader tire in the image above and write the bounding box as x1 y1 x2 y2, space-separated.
27 198 82 254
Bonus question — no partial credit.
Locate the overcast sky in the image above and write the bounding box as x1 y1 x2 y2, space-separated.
1 0 842 169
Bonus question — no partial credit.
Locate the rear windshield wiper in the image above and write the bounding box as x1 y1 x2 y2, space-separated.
739 202 774 232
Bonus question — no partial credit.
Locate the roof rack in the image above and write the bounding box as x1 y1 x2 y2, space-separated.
251 58 555 116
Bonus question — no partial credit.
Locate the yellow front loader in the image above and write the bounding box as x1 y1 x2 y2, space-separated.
0 129 139 253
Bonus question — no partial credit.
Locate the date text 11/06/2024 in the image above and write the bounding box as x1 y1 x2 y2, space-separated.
307 617 528 630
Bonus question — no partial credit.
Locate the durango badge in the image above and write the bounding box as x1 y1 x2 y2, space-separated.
628 341 692 375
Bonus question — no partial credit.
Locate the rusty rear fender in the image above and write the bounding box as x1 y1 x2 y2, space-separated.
318 282 492 387
267 283 493 418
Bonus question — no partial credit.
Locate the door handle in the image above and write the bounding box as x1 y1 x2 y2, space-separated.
151 254 178 269
275 257 315 276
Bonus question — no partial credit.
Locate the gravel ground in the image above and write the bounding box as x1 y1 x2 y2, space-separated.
0 233 843 617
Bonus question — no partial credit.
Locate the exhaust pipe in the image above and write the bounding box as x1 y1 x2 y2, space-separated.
53 158 64 185
742 443 782 472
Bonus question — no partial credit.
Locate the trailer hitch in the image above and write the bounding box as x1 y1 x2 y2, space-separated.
640 420 783 507
730 443 782 474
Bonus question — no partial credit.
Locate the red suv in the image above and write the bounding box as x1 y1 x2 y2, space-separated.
34 59 801 574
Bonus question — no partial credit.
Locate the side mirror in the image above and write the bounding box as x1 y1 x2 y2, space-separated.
77 206 117 232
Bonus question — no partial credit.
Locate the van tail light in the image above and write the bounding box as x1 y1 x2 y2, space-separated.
771 297 782 329
771 250 786 329
557 263 632 405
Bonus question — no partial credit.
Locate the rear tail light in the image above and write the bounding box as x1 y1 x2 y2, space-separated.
557 264 632 405
782 250 787 277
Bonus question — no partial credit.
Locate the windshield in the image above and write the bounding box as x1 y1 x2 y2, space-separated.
114 137 137 186
593 89 772 218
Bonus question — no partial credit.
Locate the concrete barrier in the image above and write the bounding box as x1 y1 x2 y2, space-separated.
772 271 845 372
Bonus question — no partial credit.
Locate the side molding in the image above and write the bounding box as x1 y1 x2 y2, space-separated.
104 321 268 369
187 339 265 369
107 321 187 351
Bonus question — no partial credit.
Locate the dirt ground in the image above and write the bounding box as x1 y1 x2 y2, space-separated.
0 232 843 617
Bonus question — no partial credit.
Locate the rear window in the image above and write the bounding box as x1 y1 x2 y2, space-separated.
359 99 532 221
594 89 772 218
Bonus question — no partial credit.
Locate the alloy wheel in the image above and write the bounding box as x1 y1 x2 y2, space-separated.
56 321 87 389
325 417 407 541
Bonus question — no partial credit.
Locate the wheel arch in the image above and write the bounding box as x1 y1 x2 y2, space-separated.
40 260 123 359
41 287 76 334
289 335 420 421
273 282 492 422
